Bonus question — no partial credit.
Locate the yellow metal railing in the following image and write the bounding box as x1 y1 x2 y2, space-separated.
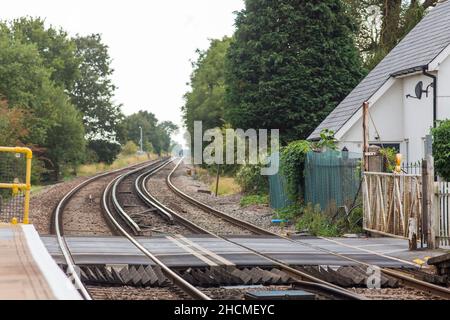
0 147 32 224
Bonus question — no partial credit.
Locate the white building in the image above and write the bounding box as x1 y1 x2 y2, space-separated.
308 0 450 164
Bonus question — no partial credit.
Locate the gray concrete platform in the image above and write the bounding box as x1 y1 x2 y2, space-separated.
0 224 80 300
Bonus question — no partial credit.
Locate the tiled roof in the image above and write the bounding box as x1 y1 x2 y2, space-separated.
308 0 450 140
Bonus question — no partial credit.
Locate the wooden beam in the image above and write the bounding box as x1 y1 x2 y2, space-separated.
363 101 369 172
423 155 438 249
427 155 438 249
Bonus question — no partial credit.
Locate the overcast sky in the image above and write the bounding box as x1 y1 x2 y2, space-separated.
2 0 245 144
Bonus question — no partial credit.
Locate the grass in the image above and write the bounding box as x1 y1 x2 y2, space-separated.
30 185 46 196
240 194 269 207
191 167 241 196
76 153 156 177
209 177 241 196
274 204 303 220
193 167 210 183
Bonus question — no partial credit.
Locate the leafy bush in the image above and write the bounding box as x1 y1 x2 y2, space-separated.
432 120 450 180
295 203 340 237
315 129 338 151
84 148 99 164
275 203 303 221
280 129 338 201
345 206 364 234
30 159 49 185
280 140 311 200
144 141 154 153
235 164 269 194
240 194 269 207
379 147 396 172
275 202 363 236
122 141 139 155
87 140 122 165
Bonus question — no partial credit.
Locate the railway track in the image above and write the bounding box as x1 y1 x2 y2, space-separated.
52 159 160 300
154 158 450 300
140 158 365 300
110 160 191 236
141 160 254 236
50 156 450 301
101 158 211 300
303 236 450 300
57 157 363 300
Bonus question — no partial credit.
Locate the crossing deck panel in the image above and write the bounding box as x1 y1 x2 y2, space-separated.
42 235 420 269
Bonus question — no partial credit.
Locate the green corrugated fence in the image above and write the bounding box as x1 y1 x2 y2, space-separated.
268 171 292 209
304 150 361 211
268 150 361 211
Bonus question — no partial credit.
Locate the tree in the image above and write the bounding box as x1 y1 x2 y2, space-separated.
4 22 126 165
71 34 124 142
0 35 55 145
432 120 450 181
45 99 86 179
182 37 232 146
345 0 439 69
156 121 178 155
87 140 121 164
0 33 85 180
225 0 365 144
122 141 139 155
0 100 28 146
123 111 177 155
4 17 80 90
124 111 159 150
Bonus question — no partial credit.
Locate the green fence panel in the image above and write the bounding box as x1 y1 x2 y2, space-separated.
268 171 292 210
304 150 361 211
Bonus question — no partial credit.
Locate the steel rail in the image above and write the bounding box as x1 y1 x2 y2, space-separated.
136 160 212 234
134 159 176 223
166 158 450 300
52 159 157 300
102 170 211 300
383 268 450 299
313 237 450 299
299 237 450 299
166 162 276 236
142 158 365 300
314 238 450 299
111 167 147 235
109 158 171 235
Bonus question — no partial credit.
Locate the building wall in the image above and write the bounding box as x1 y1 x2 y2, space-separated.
338 80 404 155
402 73 435 162
438 54 450 120
337 55 450 163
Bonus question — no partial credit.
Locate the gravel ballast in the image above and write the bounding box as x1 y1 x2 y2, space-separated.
30 177 88 235
169 161 296 236
147 163 253 236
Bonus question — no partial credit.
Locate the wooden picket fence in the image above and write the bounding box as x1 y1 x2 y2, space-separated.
362 172 422 239
436 182 450 248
